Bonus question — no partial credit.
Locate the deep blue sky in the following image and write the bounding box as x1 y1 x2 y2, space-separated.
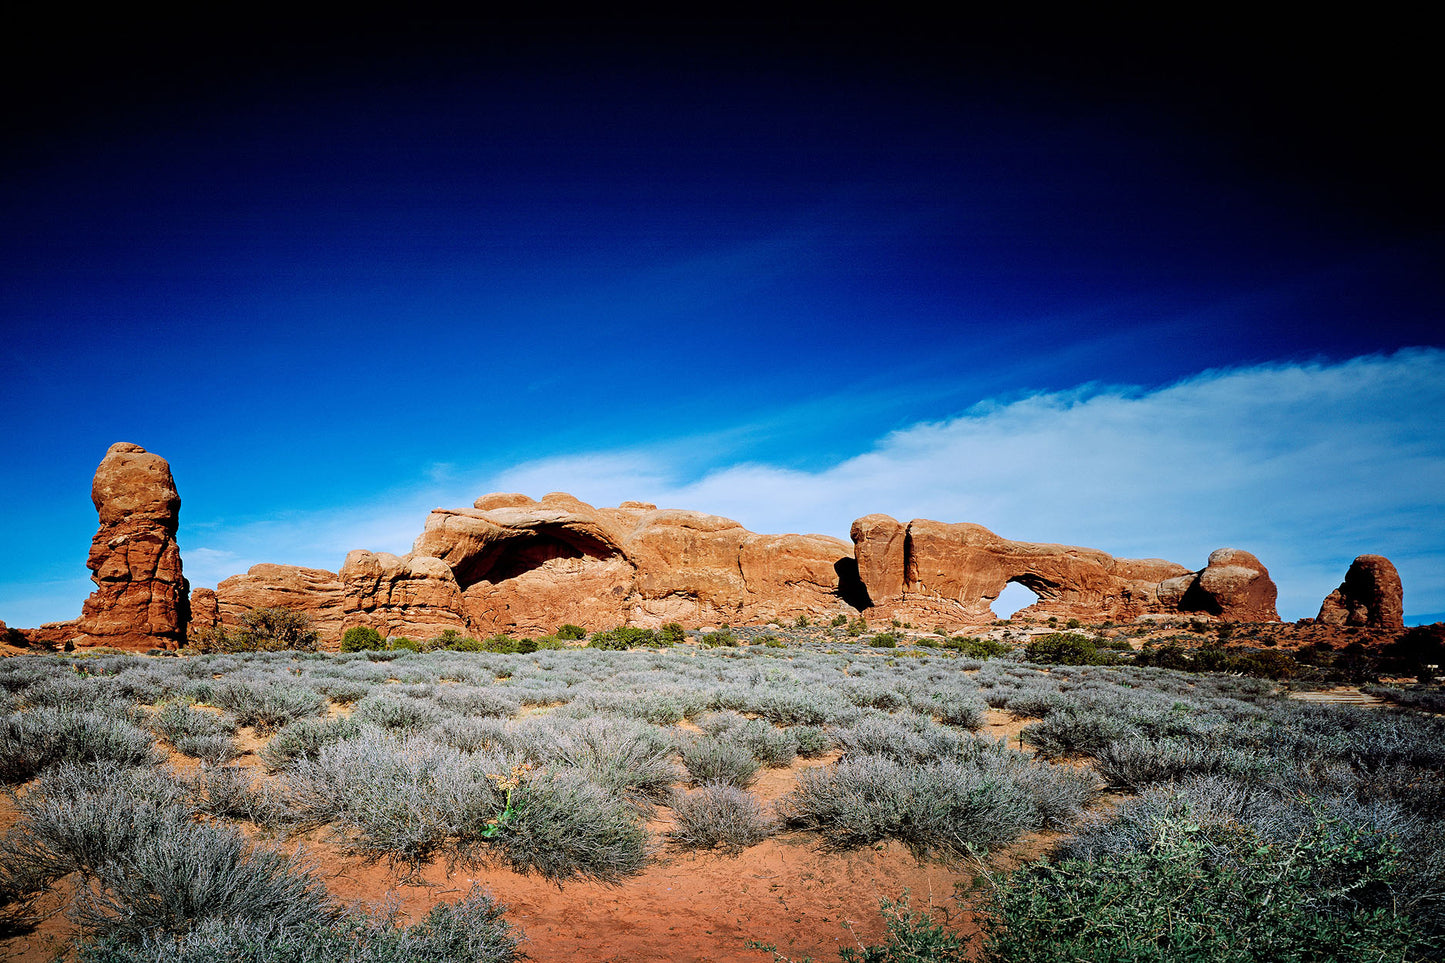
2 13 1441 625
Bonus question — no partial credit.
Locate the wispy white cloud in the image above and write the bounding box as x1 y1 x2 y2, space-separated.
134 349 1445 622
482 349 1445 619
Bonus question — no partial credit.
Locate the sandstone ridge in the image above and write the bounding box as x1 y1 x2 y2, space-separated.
30 444 1412 652
190 493 857 645
849 515 1279 624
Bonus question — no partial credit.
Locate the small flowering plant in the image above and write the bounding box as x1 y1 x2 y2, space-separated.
481 761 533 838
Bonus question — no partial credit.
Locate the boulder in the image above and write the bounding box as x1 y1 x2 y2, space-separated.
77 443 188 647
1192 548 1279 621
1318 554 1404 628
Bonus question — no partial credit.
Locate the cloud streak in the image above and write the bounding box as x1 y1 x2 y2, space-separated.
102 349 1445 624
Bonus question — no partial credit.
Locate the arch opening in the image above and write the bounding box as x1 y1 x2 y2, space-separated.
993 580 1042 619
452 529 623 591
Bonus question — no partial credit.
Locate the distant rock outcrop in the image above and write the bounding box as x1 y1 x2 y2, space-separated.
190 493 855 646
77 443 188 646
850 516 1279 623
1317 554 1404 628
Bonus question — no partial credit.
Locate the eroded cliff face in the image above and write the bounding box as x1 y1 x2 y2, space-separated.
193 493 857 645
849 515 1279 624
415 494 855 637
77 443 188 647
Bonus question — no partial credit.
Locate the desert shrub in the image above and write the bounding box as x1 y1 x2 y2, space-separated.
176 733 242 764
928 692 986 728
1023 709 1137 759
0 843 50 936
833 715 968 763
985 817 1431 962
942 635 1011 658
1095 735 1234 790
314 678 371 706
279 731 509 873
780 751 1091 856
790 725 833 757
388 637 421 652
339 626 385 652
435 686 522 719
148 696 235 740
1002 690 1068 718
527 716 680 802
2 763 194 883
556 624 587 641
351 693 449 732
4 762 328 943
194 765 277 822
231 607 320 652
680 736 761 788
430 716 513 755
20 676 117 712
261 716 363 771
843 679 909 710
701 629 738 647
744 686 857 726
1024 632 1114 666
668 783 777 852
660 622 687 644
741 721 799 768
0 708 159 783
491 767 650 882
74 886 518 963
210 679 326 732
72 815 333 943
588 626 658 650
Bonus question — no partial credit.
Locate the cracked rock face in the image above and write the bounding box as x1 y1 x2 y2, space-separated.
78 443 188 645
1318 554 1404 628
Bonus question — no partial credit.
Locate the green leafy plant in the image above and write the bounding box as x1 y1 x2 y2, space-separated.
339 626 385 652
480 762 532 839
233 607 320 652
982 816 1429 962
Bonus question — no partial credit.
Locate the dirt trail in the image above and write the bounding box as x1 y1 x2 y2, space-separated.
1287 686 1386 707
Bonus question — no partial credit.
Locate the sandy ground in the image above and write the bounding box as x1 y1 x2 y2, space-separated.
0 709 1088 963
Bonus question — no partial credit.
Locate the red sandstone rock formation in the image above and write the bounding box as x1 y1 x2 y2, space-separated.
1317 554 1404 628
416 494 855 636
194 492 856 646
850 516 1279 624
77 443 188 647
339 550 470 639
204 564 347 642
1158 548 1279 622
